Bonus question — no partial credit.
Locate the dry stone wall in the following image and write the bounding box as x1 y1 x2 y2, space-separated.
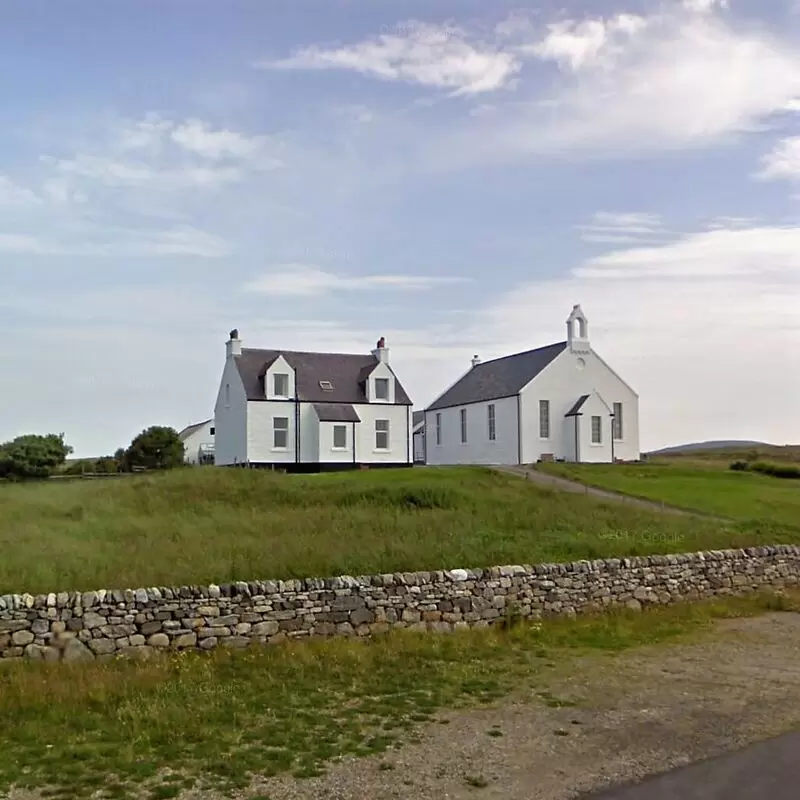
2 545 799 662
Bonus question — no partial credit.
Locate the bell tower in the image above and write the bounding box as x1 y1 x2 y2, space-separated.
566 304 590 354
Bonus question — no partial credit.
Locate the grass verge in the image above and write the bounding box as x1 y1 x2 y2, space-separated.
1 590 797 799
539 461 800 528
0 466 795 594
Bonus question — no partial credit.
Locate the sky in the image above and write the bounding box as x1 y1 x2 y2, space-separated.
1 0 799 457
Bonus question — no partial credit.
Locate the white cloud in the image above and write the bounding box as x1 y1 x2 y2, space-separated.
576 211 676 245
51 153 243 190
410 6 800 170
683 0 729 12
169 119 269 160
243 265 467 296
0 225 229 258
758 136 800 180
259 21 521 95
525 14 649 72
0 175 42 207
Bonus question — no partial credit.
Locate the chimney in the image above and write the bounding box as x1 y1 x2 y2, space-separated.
226 328 242 359
471 354 481 368
372 336 389 364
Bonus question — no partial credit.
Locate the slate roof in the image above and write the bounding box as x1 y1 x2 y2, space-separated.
313 404 361 423
565 395 590 417
234 348 412 405
425 342 567 412
412 411 424 428
178 419 212 440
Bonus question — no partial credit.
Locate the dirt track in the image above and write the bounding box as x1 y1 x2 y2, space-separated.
252 613 800 799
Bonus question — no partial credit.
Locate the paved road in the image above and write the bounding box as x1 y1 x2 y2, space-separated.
492 465 724 519
581 731 800 799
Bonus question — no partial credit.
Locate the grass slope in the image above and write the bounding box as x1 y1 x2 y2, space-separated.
0 466 793 594
540 462 800 527
0 593 793 799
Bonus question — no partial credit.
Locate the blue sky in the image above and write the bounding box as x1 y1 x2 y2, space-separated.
1 0 799 456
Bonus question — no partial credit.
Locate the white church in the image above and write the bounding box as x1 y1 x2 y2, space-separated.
423 305 640 465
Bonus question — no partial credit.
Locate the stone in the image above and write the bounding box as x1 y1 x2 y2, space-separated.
140 620 163 635
88 638 117 655
211 615 239 627
350 608 375 626
625 599 642 612
12 630 35 646
66 618 84 632
251 621 279 636
118 646 154 661
128 635 146 647
198 606 220 617
63 638 94 663
82 612 106 630
199 637 218 650
0 620 30 633
147 633 170 648
172 633 197 649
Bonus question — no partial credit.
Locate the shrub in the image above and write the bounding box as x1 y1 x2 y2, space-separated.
729 461 750 472
750 461 800 480
0 433 73 481
124 426 184 471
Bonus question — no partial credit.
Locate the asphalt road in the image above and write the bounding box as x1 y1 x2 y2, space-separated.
582 731 800 799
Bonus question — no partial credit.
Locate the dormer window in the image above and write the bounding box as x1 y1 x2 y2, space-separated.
374 378 390 401
319 380 334 391
273 373 289 397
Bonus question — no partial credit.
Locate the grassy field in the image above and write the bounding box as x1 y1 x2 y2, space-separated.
1 591 794 800
0 466 794 595
540 460 800 526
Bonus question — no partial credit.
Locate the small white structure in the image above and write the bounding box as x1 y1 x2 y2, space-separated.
412 411 425 463
424 305 639 465
214 330 414 471
178 419 215 464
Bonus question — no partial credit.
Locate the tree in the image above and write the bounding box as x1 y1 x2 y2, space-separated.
0 433 73 480
124 426 184 471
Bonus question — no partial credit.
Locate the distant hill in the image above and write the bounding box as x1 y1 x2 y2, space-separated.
649 440 771 455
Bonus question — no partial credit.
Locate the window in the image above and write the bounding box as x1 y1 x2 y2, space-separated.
591 415 602 444
435 412 442 446
374 378 390 400
224 383 230 406
210 427 215 436
460 408 467 444
319 380 334 391
273 373 289 397
273 417 289 449
333 425 347 449
539 400 550 439
487 404 496 441
613 402 623 440
375 419 390 450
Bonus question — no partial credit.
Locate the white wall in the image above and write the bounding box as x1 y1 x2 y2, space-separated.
246 401 298 464
353 403 411 465
519 349 639 463
264 356 295 400
213 359 247 466
243 401 411 465
424 395 519 466
317 420 357 464
574 393 614 463
413 430 425 462
181 420 214 464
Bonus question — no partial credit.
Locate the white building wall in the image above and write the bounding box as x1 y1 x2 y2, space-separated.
353 403 411 465
413 430 425 462
181 421 214 464
246 401 298 464
519 349 639 463
214 360 247 466
424 396 520 466
573 393 615 464
317 420 357 464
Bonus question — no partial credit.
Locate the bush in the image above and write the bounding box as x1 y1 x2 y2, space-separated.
124 426 184 471
729 461 750 472
0 433 73 480
750 461 800 480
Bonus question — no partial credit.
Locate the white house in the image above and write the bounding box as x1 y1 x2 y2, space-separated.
178 419 215 464
424 305 640 465
214 330 414 471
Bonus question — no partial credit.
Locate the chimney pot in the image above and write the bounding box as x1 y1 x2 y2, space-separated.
471 354 481 368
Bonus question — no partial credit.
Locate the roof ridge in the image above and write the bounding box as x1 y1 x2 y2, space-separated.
475 340 566 367
240 346 375 359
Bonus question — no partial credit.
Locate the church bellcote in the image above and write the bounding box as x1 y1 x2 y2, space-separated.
566 304 590 354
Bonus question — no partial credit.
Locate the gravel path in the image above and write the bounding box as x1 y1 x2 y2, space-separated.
248 613 800 800
493 465 716 518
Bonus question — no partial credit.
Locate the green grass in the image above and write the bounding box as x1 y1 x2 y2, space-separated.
0 592 791 799
539 461 800 528
0 466 792 594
